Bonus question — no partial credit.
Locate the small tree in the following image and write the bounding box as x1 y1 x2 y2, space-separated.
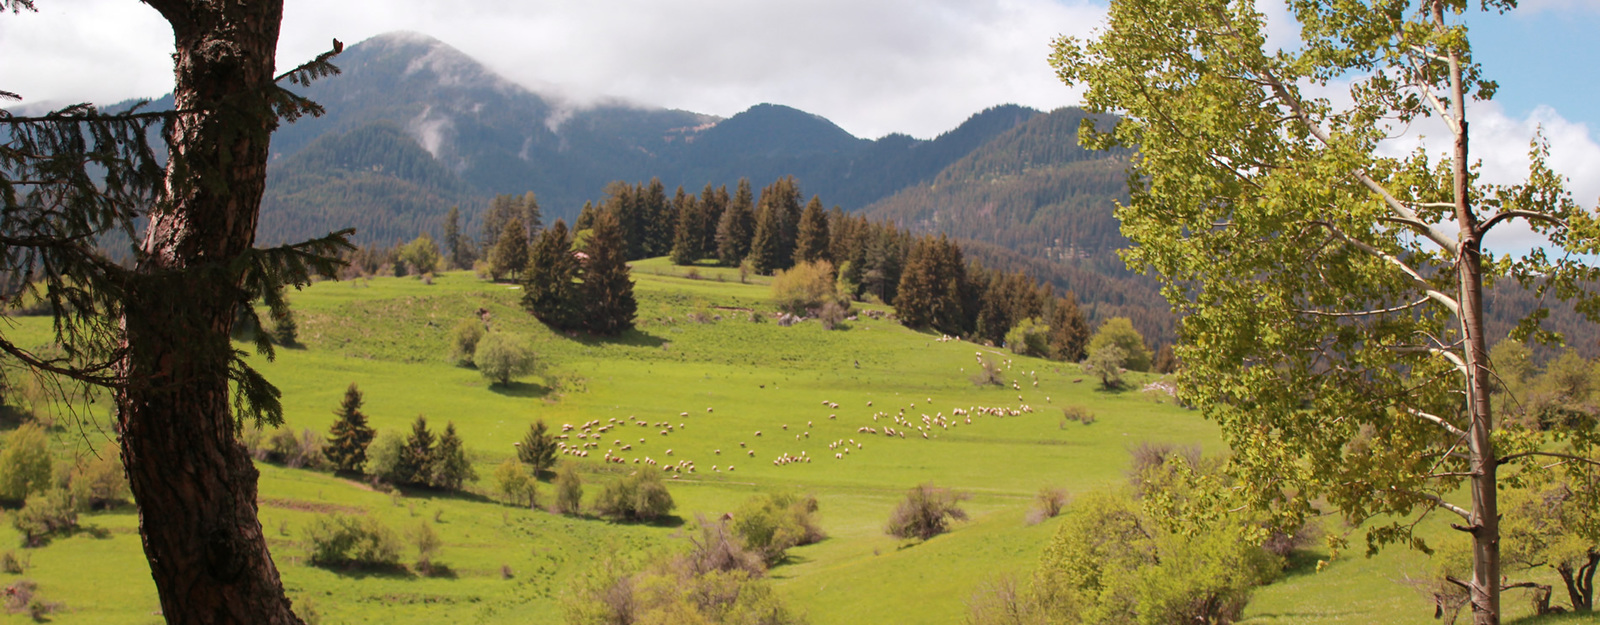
68 451 130 511
518 420 559 477
324 383 376 474
522 220 583 330
0 423 52 503
268 299 299 347
398 416 436 487
732 491 825 566
429 422 477 491
886 483 969 540
366 430 407 485
582 212 638 335
595 470 674 522
12 488 77 547
450 318 485 367
411 520 443 575
1005 317 1050 358
303 513 402 568
1084 343 1128 390
1047 295 1090 362
555 461 584 515
494 458 537 508
771 260 840 315
398 232 441 276
474 332 537 386
487 217 531 281
1085 318 1150 372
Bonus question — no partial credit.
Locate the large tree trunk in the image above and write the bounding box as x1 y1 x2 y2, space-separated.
1455 121 1501 625
116 1 300 623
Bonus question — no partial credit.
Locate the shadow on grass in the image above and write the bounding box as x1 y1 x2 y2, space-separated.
487 381 552 399
557 328 669 349
312 561 415 580
393 485 500 508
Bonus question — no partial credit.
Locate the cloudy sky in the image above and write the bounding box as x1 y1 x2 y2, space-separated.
2 0 1596 218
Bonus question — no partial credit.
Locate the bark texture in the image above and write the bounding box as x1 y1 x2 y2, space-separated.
116 1 300 623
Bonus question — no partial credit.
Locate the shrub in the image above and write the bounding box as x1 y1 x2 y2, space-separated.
1085 317 1151 372
683 516 764 578
562 551 805 625
449 318 485 367
366 430 407 484
494 458 537 508
1060 405 1096 426
303 513 402 568
474 332 537 386
1027 487 1069 525
67 451 129 511
818 300 848 330
267 427 327 470
1083 343 1127 390
411 520 443 574
886 483 969 540
732 491 826 566
595 470 675 522
3 579 35 613
0 423 52 503
970 355 1004 387
771 259 841 315
1005 317 1051 357
13 489 77 547
1 551 28 574
555 461 584 515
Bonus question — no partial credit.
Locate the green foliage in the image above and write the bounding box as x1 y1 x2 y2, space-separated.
487 217 530 281
268 427 328 470
748 202 786 276
1500 473 1599 613
886 483 969 540
270 298 300 347
493 458 536 508
517 420 558 477
397 416 436 488
1005 317 1050 358
303 513 402 569
1086 318 1150 373
12 488 77 547
398 232 441 276
1033 490 1281 625
771 260 842 315
0 423 51 502
443 205 474 270
411 520 443 573
595 469 675 522
67 451 128 511
473 332 537 386
449 318 485 367
732 491 826 566
669 189 707 265
895 236 969 335
324 383 376 473
555 461 584 515
716 179 757 267
522 220 583 330
429 422 477 491
365 430 406 484
1048 295 1090 362
581 211 638 335
794 196 831 265
1084 343 1127 390
563 548 804 625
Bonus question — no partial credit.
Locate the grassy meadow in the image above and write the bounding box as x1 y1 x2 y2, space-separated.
0 259 1576 624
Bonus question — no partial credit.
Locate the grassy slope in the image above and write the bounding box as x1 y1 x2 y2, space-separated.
0 261 1571 624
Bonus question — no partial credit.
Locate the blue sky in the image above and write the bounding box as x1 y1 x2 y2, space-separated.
1465 3 1599 134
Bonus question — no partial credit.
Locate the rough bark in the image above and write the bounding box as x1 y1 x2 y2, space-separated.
1559 552 1597 613
116 1 301 623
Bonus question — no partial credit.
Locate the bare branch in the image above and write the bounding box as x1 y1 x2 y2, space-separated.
1313 220 1460 316
1477 210 1568 236
1407 490 1473 521
1406 407 1467 437
1496 451 1600 468
1294 297 1429 318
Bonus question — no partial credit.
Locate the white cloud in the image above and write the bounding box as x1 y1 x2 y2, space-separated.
5 0 1107 139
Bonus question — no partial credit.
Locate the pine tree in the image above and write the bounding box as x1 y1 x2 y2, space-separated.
748 203 785 275
443 205 474 270
757 176 803 270
522 220 583 330
575 201 598 231
324 383 376 473
269 297 298 347
716 179 755 266
1048 294 1090 362
642 179 673 258
398 415 436 487
482 194 517 251
429 422 476 491
794 196 831 265
669 189 705 265
520 191 543 236
583 211 638 335
700 183 727 256
488 216 530 281
895 238 941 330
604 181 646 260
517 420 559 477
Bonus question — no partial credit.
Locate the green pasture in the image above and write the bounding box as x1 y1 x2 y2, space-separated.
0 262 1572 624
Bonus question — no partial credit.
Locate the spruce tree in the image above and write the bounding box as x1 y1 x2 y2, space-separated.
757 176 803 270
794 196 831 265
482 194 517 251
669 190 705 265
520 191 543 236
582 211 638 335
399 415 436 487
575 201 598 231
488 216 530 281
518 420 559 477
443 205 473 270
700 183 727 255
715 179 755 266
429 422 476 491
895 238 941 329
324 383 376 473
522 220 582 330
1048 294 1090 362
603 181 646 260
748 203 785 275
